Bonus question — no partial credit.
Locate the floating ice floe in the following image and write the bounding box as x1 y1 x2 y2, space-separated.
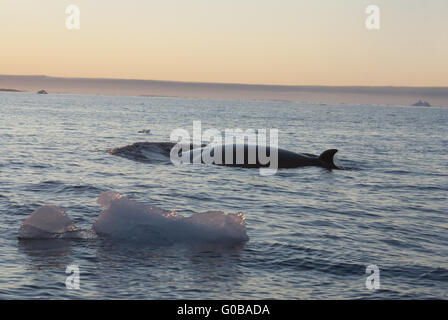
19 192 249 244
94 192 248 243
18 205 79 239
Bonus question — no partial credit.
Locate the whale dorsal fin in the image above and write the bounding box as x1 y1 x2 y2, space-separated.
318 149 338 169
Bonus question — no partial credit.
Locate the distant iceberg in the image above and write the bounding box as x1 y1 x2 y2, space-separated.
412 99 431 107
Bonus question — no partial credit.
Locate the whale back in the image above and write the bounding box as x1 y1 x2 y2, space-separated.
180 144 341 169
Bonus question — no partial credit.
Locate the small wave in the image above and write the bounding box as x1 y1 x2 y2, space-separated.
23 181 103 195
61 184 103 194
24 180 65 192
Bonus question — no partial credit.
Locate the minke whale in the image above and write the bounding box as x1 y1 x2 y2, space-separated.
178 144 341 170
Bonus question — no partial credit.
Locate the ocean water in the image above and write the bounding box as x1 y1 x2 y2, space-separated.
0 92 447 299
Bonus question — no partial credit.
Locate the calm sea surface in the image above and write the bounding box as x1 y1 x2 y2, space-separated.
0 92 447 299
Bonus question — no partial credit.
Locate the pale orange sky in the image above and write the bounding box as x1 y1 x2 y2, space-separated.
1 0 447 86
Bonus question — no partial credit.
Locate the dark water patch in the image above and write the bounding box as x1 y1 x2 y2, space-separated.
274 257 364 276
29 163 53 169
416 267 448 282
334 159 360 171
325 208 381 218
22 181 103 196
371 184 448 192
380 265 448 283
382 238 421 249
18 239 74 253
61 184 104 195
356 288 429 300
8 161 25 166
267 242 327 255
7 202 42 218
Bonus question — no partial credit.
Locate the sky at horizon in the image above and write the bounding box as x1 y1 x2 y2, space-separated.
1 0 447 86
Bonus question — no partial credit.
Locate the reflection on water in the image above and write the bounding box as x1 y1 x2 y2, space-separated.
92 239 247 298
17 236 248 299
18 239 74 257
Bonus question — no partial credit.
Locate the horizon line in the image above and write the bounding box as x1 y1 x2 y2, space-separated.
1 74 447 89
